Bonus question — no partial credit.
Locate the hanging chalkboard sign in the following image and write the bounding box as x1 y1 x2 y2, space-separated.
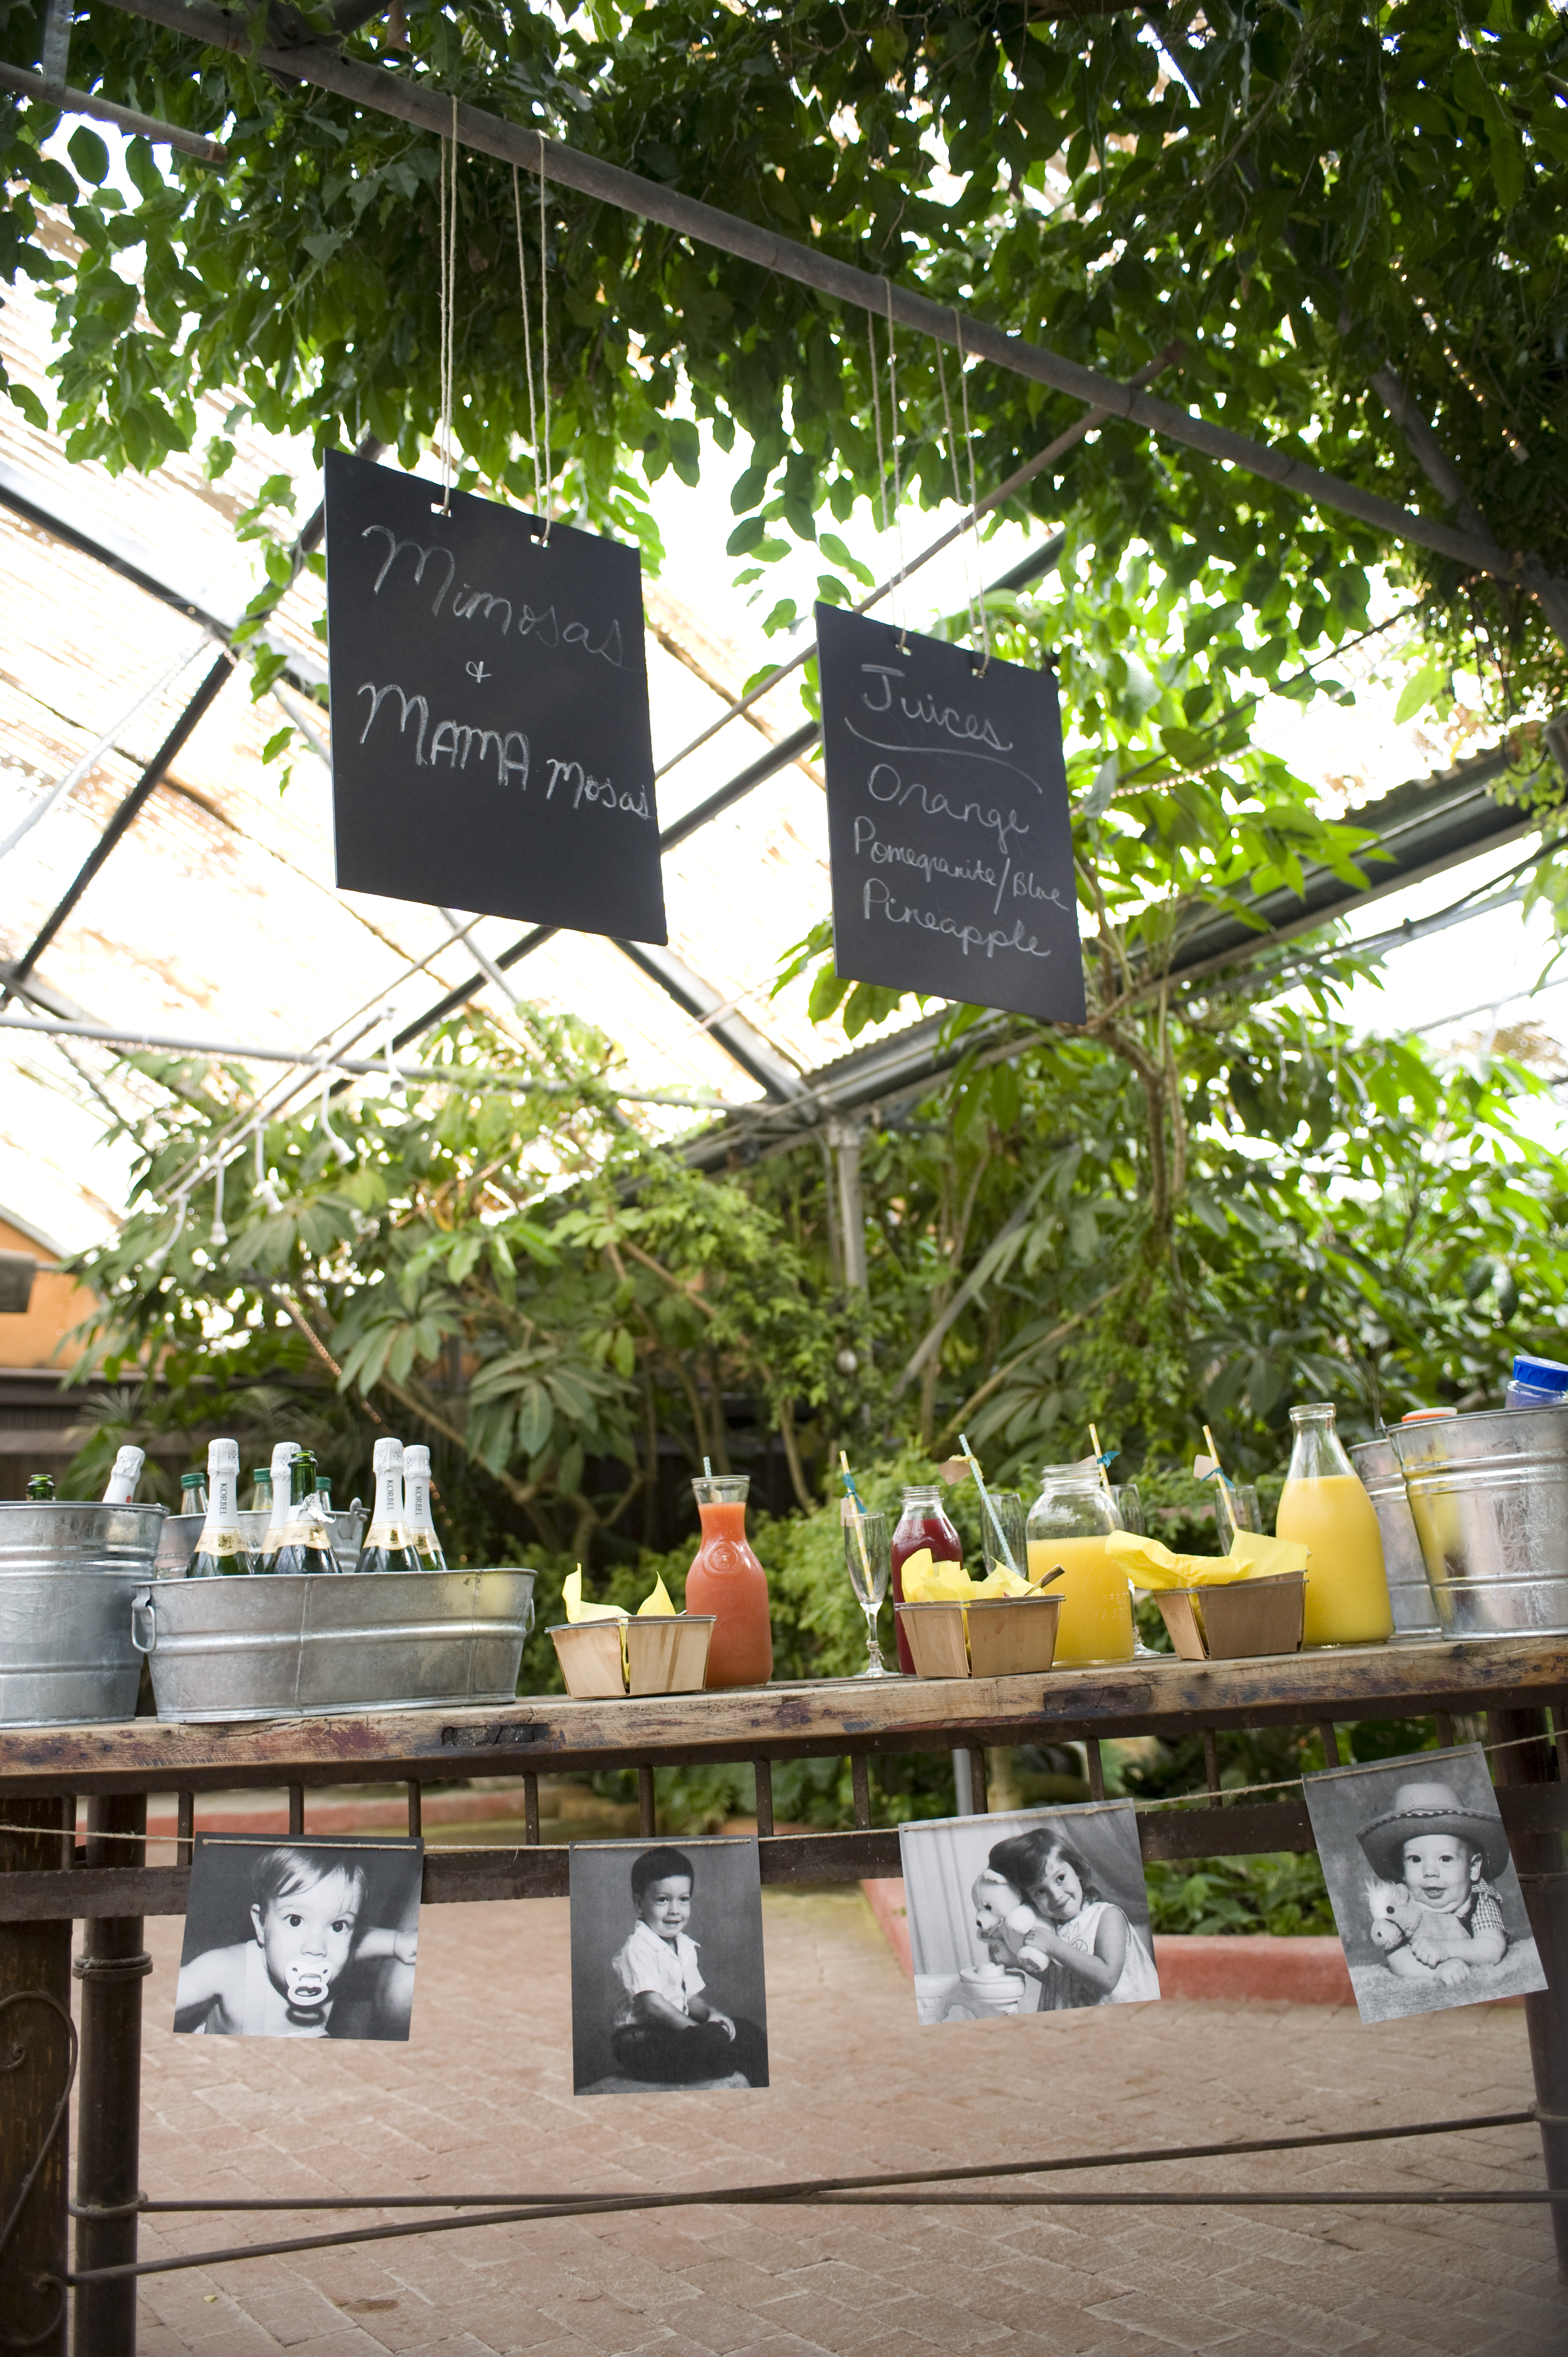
816 605 1084 1025
324 452 667 944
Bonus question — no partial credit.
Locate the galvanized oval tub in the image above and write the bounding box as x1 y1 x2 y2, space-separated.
1348 1437 1440 1639
1387 1407 1568 1637
154 1507 366 1577
0 1501 167 1727
131 1565 537 1721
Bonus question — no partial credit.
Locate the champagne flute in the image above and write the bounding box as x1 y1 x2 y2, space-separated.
845 1510 892 1677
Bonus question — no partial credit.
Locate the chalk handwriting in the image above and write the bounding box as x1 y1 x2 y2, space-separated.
858 662 1013 752
853 817 1000 893
862 878 1055 962
362 527 456 614
466 660 492 685
544 757 653 823
357 681 528 791
1012 870 1072 912
360 525 625 666
864 763 1029 856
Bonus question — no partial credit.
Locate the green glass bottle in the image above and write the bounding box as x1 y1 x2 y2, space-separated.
25 1472 55 1500
353 1438 421 1573
247 1468 272 1515
188 1440 256 1578
269 1449 338 1575
180 1470 208 1517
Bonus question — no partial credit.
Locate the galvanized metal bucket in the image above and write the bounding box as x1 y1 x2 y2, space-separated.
1348 1437 1440 1639
0 1501 167 1727
1388 1407 1568 1637
131 1565 537 1721
154 1506 367 1577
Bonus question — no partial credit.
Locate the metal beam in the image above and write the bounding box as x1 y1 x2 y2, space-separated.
613 941 805 1102
100 0 1555 595
0 59 228 162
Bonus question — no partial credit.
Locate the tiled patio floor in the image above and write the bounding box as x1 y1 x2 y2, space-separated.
123 1886 1566 2356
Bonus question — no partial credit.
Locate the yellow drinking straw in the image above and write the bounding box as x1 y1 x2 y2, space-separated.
1088 1421 1113 1497
839 1449 875 1589
1202 1423 1223 1477
956 1430 1023 1579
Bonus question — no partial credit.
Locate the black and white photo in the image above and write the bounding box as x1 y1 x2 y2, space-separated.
1302 1744 1548 2024
174 1836 422 2041
899 1803 1160 2025
570 1838 769 2094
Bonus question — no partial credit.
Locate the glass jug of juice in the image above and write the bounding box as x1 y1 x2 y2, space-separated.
1275 1402 1392 1646
1026 1464 1134 1664
890 1486 963 1675
685 1474 773 1687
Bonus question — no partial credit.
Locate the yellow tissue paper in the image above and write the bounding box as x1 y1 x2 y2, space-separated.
900 1550 1031 1603
564 1567 679 1623
1105 1530 1311 1589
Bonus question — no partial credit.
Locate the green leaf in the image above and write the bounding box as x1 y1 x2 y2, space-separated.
67 127 110 187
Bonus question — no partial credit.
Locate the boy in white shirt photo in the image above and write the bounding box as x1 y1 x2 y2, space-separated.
608 1845 767 2087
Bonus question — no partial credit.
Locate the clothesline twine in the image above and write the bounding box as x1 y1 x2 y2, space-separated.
2 1729 1560 1856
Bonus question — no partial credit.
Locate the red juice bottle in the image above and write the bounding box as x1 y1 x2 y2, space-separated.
685 1474 773 1688
890 1484 963 1675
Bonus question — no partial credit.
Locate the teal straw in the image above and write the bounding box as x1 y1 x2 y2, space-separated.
957 1429 1022 1579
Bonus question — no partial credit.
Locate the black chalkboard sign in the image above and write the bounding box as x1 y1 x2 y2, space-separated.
325 452 666 943
817 605 1084 1024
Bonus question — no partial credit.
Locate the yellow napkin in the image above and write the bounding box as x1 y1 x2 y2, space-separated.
900 1548 1031 1603
563 1568 678 1622
1105 1530 1310 1589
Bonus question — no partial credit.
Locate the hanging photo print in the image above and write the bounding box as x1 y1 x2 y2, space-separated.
173 1835 422 2041
325 451 667 943
898 1803 1159 2025
570 1836 769 2094
816 604 1084 1025
1302 1744 1547 2024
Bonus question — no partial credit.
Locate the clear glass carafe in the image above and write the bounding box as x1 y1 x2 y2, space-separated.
1275 1402 1391 1646
1025 1464 1133 1664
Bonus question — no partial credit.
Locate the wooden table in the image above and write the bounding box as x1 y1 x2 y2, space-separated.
2 1633 1565 2351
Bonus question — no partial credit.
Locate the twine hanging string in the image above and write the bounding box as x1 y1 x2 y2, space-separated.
511 166 544 525
884 279 909 649
19 1729 1557 1856
935 340 986 661
436 95 458 514
956 312 991 673
538 133 553 543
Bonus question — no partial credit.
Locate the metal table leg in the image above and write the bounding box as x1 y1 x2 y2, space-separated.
1490 1707 1568 2283
73 1793 150 2356
0 1796 73 2356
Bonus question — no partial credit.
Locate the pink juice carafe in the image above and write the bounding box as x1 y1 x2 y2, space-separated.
684 1474 773 1688
889 1484 964 1675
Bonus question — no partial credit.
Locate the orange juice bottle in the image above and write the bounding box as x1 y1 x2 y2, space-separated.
1275 1402 1392 1646
1025 1464 1134 1664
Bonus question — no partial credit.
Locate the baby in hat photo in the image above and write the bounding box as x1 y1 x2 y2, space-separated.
1303 1743 1548 2025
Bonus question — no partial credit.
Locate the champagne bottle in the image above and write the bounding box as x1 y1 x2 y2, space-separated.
188 1440 256 1578
25 1473 55 1500
247 1468 273 1515
353 1438 421 1573
269 1449 338 1576
180 1470 208 1517
257 1441 300 1570
101 1445 145 1505
403 1444 447 1571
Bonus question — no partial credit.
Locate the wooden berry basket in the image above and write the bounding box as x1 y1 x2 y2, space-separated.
1152 1571 1305 1661
550 1614 715 1698
894 1594 1060 1680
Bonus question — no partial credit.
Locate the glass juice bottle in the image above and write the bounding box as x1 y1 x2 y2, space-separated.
685 1474 772 1687
1026 1464 1134 1664
1275 1401 1392 1646
890 1486 963 1674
